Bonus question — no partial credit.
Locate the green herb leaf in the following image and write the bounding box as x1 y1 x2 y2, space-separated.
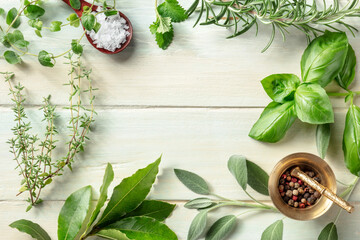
318 222 338 240
87 163 114 228
188 210 208 240
4 50 22 64
104 10 118 17
70 0 81 10
25 5 45 20
261 74 300 103
185 198 214 209
6 30 30 49
174 169 210 195
316 124 331 159
96 157 161 227
249 101 296 143
38 50 55 67
228 155 248 190
104 216 178 240
343 104 360 176
247 160 269 196
50 21 62 32
205 215 236 240
150 21 174 50
0 32 11 48
301 31 348 87
35 29 42 38
9 219 51 240
6 8 21 28
93 22 101 33
28 19 43 30
295 83 334 124
0 8 6 17
96 229 130 240
67 13 80 28
122 200 175 221
71 39 83 55
335 45 356 90
157 16 172 33
157 0 188 22
82 14 96 31
261 220 283 240
58 185 92 240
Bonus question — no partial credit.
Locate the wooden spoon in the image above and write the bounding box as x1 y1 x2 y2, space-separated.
62 0 133 54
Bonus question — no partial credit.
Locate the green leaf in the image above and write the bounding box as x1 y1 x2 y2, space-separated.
0 32 11 48
188 210 207 240
104 10 118 17
157 16 172 33
9 219 51 240
6 30 30 49
70 0 81 10
184 198 214 209
28 19 43 30
343 104 360 176
82 14 96 31
227 155 248 190
157 0 188 22
58 185 92 240
96 157 161 227
150 21 174 50
261 74 300 103
335 45 356 90
261 220 283 240
104 216 177 240
301 31 348 87
249 101 296 143
205 215 236 240
35 29 42 38
0 8 5 17
122 200 175 221
295 83 334 124
38 50 54 67
25 5 45 20
96 229 130 240
67 13 80 27
316 124 331 159
174 169 210 195
93 22 101 33
247 160 269 195
71 39 83 55
4 50 21 64
87 163 114 228
6 8 21 28
50 21 62 32
318 222 338 240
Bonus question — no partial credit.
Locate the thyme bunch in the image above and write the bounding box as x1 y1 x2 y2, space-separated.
1 53 97 211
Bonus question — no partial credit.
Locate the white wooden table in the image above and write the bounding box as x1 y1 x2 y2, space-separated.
1 0 359 239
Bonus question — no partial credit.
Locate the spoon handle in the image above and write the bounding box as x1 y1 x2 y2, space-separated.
291 167 354 213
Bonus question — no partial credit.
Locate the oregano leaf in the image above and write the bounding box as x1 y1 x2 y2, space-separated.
25 5 45 20
4 50 22 64
6 8 21 28
38 50 55 67
50 21 62 32
70 0 81 10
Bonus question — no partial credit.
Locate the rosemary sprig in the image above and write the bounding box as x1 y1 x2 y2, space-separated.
187 0 360 51
1 53 97 211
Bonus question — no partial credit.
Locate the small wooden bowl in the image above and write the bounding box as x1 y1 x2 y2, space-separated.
269 152 337 220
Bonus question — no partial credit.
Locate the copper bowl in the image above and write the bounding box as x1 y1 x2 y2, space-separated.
269 152 337 220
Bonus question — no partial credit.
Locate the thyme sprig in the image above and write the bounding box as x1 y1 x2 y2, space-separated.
1 53 97 211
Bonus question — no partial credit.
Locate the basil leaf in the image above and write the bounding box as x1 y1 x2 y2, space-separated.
96 158 161 227
174 169 210 195
9 219 51 240
50 21 62 32
228 155 247 190
335 45 356 90
205 215 237 240
157 0 188 23
122 200 175 221
249 101 296 143
38 50 55 67
185 198 214 209
4 50 22 64
104 216 177 240
247 160 269 196
25 5 45 20
318 222 338 240
82 14 96 31
58 185 92 240
71 39 83 55
96 229 130 240
301 31 348 87
261 220 283 240
316 124 331 159
6 8 21 28
343 104 360 176
70 0 81 10
295 84 334 124
261 74 300 103
188 210 208 240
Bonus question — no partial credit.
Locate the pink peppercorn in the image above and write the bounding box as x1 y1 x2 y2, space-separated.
299 203 306 208
292 196 298 201
298 180 303 185
282 174 287 179
291 178 297 183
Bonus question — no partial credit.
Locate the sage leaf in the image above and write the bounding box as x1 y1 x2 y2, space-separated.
316 124 331 159
96 229 130 240
261 220 283 240
185 198 214 209
58 185 92 240
335 45 356 90
261 74 300 103
25 5 45 20
295 84 334 124
249 101 296 143
96 158 161 227
122 200 175 221
4 50 22 64
82 14 96 31
9 219 51 240
174 169 210 195
105 216 178 240
301 31 348 87
247 160 269 195
87 163 114 228
205 215 236 240
318 222 338 240
6 8 21 28
70 0 81 10
343 104 360 176
38 50 54 67
228 155 247 190
157 0 188 22
188 210 208 240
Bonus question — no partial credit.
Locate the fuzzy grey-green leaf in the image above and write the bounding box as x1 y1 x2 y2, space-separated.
188 210 208 240
205 215 236 240
185 198 214 209
174 169 210 195
228 155 248 190
261 220 283 240
318 222 338 240
9 219 51 240
247 160 269 195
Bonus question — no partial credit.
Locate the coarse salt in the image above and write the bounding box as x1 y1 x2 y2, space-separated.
87 7 130 52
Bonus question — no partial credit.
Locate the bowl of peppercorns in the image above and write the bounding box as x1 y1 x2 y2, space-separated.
269 152 337 220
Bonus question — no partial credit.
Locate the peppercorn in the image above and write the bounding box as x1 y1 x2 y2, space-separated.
304 193 310 199
289 182 295 187
282 174 287 179
294 202 299 208
301 198 306 203
307 197 315 205
299 203 306 208
284 196 290 202
281 192 285 197
293 189 299 196
298 187 304 195
280 179 286 184
285 185 290 191
288 199 294 206
313 191 321 199
294 182 300 188
286 176 292 181
286 190 293 198
308 171 315 178
292 195 298 201
291 178 297 183
298 180 303 185
309 188 315 194
279 185 285 192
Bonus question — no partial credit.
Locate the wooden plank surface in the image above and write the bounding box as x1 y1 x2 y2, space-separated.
1 0 360 239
